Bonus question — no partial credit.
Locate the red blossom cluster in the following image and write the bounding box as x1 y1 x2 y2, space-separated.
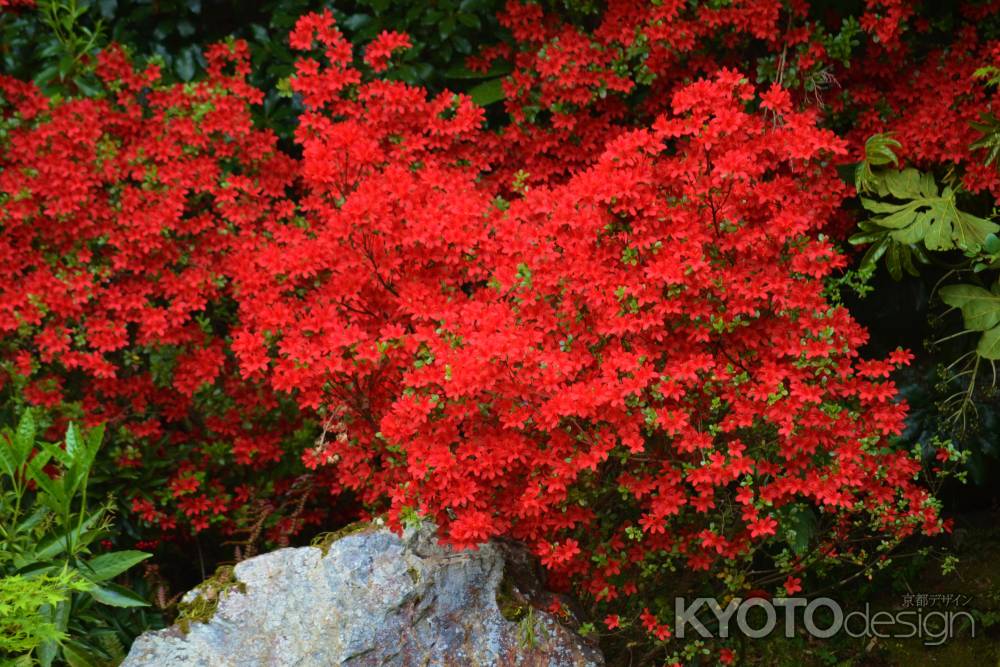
229 8 949 650
2 0 997 656
240 17 940 607
0 0 34 10
0 41 331 543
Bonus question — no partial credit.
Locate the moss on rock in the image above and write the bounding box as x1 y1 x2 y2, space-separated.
310 521 377 556
175 565 247 634
496 574 530 622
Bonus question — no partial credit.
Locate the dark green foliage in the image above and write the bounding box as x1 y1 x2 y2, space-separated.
844 122 1000 487
1 0 507 139
0 412 162 665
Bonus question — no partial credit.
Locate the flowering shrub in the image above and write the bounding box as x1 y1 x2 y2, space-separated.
3 0 1000 661
229 10 493 513
227 11 950 659
0 41 333 546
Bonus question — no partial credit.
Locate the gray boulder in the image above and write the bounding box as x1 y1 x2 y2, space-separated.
123 521 604 666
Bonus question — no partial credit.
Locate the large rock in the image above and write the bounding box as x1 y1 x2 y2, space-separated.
123 521 604 666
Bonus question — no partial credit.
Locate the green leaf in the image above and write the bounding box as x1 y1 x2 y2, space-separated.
26 453 65 509
10 654 33 667
785 506 817 556
40 440 71 468
456 12 481 29
16 506 50 535
88 583 149 608
976 325 1000 359
38 637 58 667
54 597 70 632
37 599 71 667
65 423 83 462
32 510 104 562
468 77 505 106
958 211 999 250
15 410 36 464
15 562 58 578
892 209 931 245
871 204 921 230
985 233 1000 254
899 245 919 277
886 241 903 280
81 550 151 583
35 65 61 91
855 133 900 192
860 171 998 253
847 230 886 245
864 133 901 167
74 423 103 489
939 284 1000 331
971 112 1000 167
62 640 101 667
73 77 102 97
439 15 456 39
0 436 19 480
175 48 196 82
883 168 925 199
860 197 905 214
342 13 371 31
859 236 889 272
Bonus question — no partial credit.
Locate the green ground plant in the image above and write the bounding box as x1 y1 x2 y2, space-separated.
0 412 159 666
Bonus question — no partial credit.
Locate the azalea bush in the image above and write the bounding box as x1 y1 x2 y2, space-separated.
0 37 336 557
1 0 1000 663
230 18 951 660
